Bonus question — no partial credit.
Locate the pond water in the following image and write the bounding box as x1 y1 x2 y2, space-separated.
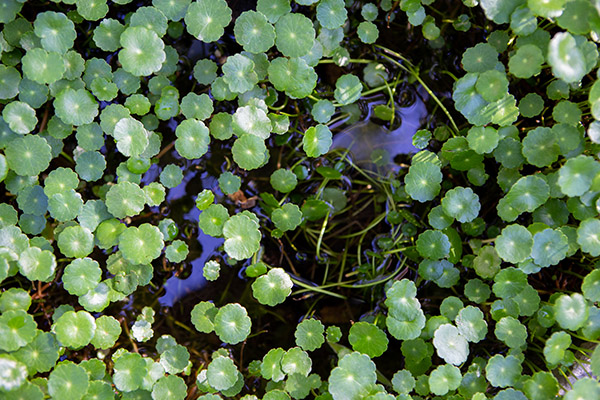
331 87 427 170
157 87 428 310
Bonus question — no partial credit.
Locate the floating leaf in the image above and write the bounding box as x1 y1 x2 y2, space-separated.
495 224 532 263
295 318 325 351
311 99 335 124
558 155 600 197
105 181 146 219
214 303 251 345
91 315 121 350
202 259 220 281
357 21 379 44
328 352 376 400
272 203 302 232
275 13 315 57
48 361 89 400
198 204 229 237
53 310 96 349
160 164 183 188
405 161 443 202
334 74 362 105
252 268 293 306
234 11 275 54
348 321 388 358
583 270 600 302
577 218 600 257
523 371 559 400
63 258 101 296
432 324 469 366
119 26 166 76
554 292 589 331
416 230 450 260
113 117 148 157
270 169 298 193
429 364 462 396
152 375 187 400
543 330 571 365
455 306 487 343
0 310 37 352
461 42 498 72
191 301 217 333
222 53 259 94
185 0 232 42
34 11 76 54
268 57 318 99
441 186 480 223
223 214 261 260
531 228 568 268
548 32 586 83
113 352 147 392
175 118 210 159
119 224 164 265
303 124 332 157
486 354 522 388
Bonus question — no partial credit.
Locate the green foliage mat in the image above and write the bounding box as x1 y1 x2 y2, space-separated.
1 0 600 399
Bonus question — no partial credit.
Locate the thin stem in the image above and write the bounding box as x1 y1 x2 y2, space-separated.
316 209 331 260
375 45 460 135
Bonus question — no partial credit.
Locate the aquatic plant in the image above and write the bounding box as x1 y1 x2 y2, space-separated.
0 0 600 399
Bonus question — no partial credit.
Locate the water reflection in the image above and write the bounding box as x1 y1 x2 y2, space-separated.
157 86 428 307
158 164 224 307
331 86 427 170
159 232 223 307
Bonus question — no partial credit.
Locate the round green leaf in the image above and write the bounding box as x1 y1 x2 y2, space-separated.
416 230 450 260
53 310 96 349
34 11 76 53
223 214 261 260
577 218 600 257
105 181 146 219
548 32 586 83
348 321 389 358
3 101 37 135
234 11 275 53
185 0 232 42
214 303 251 345
48 362 89 400
329 352 376 400
455 306 488 343
0 310 37 352
303 124 332 157
508 44 544 78
119 224 164 265
272 203 302 232
119 26 166 76
275 13 315 57
554 293 589 331
429 364 462 396
18 247 56 282
232 134 268 170
495 224 533 263
295 318 325 351
54 88 99 126
432 324 469 366
21 48 65 85
405 161 443 203
558 155 600 197
485 354 522 388
334 74 362 106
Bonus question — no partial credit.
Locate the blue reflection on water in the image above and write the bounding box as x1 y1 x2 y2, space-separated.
331 88 426 169
158 158 224 307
